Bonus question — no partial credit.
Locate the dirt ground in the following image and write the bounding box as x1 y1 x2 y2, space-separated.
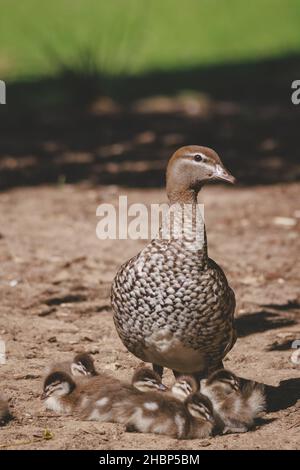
0 180 299 450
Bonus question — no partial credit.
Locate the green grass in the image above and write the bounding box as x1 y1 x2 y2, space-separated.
1 0 300 80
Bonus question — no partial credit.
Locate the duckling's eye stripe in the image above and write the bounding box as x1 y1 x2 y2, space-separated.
48 381 60 389
189 404 204 414
46 382 62 394
134 380 155 389
222 379 235 386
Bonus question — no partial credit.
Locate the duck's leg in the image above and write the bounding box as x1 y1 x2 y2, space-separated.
207 359 224 375
172 370 181 379
153 363 164 378
192 370 208 384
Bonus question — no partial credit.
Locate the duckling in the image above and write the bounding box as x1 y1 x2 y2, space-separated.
184 392 215 438
131 367 167 392
46 352 97 377
171 375 199 402
41 368 166 414
0 395 12 426
200 369 266 433
41 367 123 414
120 393 190 439
41 371 77 414
111 146 236 380
71 352 98 377
119 387 214 439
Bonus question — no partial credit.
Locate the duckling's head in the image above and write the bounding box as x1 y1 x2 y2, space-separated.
171 375 199 402
205 369 240 394
166 146 235 203
185 392 214 423
41 371 76 400
132 367 167 392
71 352 97 377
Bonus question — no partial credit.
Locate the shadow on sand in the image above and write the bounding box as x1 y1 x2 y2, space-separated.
265 377 300 413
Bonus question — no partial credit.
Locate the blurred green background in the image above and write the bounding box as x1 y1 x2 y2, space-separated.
1 0 300 81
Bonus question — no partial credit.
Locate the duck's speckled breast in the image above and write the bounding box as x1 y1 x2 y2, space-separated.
111 238 235 373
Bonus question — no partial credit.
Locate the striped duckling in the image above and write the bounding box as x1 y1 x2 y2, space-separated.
200 369 266 433
46 352 98 378
171 375 199 402
170 375 216 438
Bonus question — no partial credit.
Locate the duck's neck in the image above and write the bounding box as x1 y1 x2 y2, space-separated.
167 187 198 205
162 186 207 257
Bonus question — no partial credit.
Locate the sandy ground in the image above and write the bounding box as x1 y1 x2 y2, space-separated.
0 181 299 450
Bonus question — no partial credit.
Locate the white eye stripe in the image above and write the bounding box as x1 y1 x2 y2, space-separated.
47 383 61 391
221 378 238 388
134 380 158 390
47 381 60 389
46 385 61 395
189 404 211 415
190 405 202 413
179 382 192 393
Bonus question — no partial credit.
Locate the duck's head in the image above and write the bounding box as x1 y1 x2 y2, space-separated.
71 352 97 377
166 146 235 203
185 392 215 423
171 375 199 402
41 371 76 400
132 367 167 392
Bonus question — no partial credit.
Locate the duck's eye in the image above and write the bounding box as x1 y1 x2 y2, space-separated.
194 154 203 162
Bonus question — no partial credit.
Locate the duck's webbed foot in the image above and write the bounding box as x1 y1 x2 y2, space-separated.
207 360 224 376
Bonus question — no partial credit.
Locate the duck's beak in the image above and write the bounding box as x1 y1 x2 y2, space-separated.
213 164 236 184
